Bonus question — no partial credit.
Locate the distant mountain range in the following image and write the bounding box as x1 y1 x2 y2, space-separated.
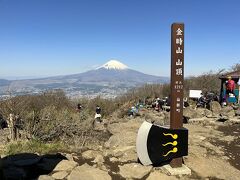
0 60 169 98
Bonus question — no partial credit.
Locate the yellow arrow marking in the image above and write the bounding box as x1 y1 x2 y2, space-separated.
162 141 178 146
163 133 178 139
163 147 178 157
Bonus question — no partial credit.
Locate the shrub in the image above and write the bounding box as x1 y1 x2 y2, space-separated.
4 139 66 155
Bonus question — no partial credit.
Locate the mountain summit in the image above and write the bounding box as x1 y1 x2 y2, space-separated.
97 60 129 70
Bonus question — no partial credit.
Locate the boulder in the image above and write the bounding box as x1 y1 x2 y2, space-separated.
235 108 240 116
147 171 178 180
111 146 136 162
118 163 152 179
107 120 142 135
220 106 235 118
53 160 78 171
144 112 166 126
188 117 207 124
67 164 111 180
183 107 204 119
209 101 221 116
229 118 240 124
82 150 102 160
204 109 213 117
104 131 136 148
52 171 69 179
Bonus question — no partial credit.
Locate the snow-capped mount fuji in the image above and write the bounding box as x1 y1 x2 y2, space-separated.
0 60 169 98
97 60 129 70
69 59 167 83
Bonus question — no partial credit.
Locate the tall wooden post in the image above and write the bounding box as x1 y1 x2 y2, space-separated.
170 23 184 168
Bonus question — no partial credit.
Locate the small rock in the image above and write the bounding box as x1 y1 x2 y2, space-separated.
188 118 206 123
92 154 104 165
194 135 206 141
109 157 118 162
229 118 240 124
65 154 74 161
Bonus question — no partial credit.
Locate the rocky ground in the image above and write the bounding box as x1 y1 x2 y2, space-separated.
0 104 240 180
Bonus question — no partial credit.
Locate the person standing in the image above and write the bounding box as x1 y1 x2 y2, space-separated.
225 76 236 104
95 105 102 123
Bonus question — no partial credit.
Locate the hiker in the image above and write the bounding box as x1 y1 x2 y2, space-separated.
155 98 163 111
155 98 159 111
165 95 171 106
197 93 207 108
0 114 7 129
128 106 134 117
76 103 82 112
183 97 189 108
95 105 102 123
225 76 236 104
129 106 138 117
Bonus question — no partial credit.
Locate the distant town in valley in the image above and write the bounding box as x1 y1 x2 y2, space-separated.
0 60 169 99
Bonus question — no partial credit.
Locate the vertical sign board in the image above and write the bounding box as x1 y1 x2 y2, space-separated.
170 23 184 167
136 23 188 167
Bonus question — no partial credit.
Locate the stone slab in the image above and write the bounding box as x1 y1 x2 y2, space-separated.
161 164 191 176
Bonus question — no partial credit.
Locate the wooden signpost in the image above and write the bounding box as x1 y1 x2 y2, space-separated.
170 23 184 168
136 23 188 169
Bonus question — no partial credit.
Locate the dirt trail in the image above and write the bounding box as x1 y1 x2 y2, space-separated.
213 124 240 170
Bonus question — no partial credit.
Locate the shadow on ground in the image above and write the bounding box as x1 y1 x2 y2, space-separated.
0 153 67 180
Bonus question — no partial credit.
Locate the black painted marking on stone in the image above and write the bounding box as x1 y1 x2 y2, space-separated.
146 125 188 166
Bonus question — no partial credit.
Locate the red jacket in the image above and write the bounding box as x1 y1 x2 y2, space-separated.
227 79 235 91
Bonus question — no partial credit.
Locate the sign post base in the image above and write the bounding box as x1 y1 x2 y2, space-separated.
161 164 191 176
170 157 182 168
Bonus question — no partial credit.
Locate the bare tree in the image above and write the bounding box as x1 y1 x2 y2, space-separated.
230 63 240 72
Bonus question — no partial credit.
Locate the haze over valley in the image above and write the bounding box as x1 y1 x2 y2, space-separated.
0 60 169 98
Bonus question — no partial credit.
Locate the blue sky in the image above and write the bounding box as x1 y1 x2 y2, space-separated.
0 0 239 79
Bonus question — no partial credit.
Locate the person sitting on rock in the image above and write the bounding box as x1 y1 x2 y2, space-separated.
197 93 207 108
76 103 82 112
